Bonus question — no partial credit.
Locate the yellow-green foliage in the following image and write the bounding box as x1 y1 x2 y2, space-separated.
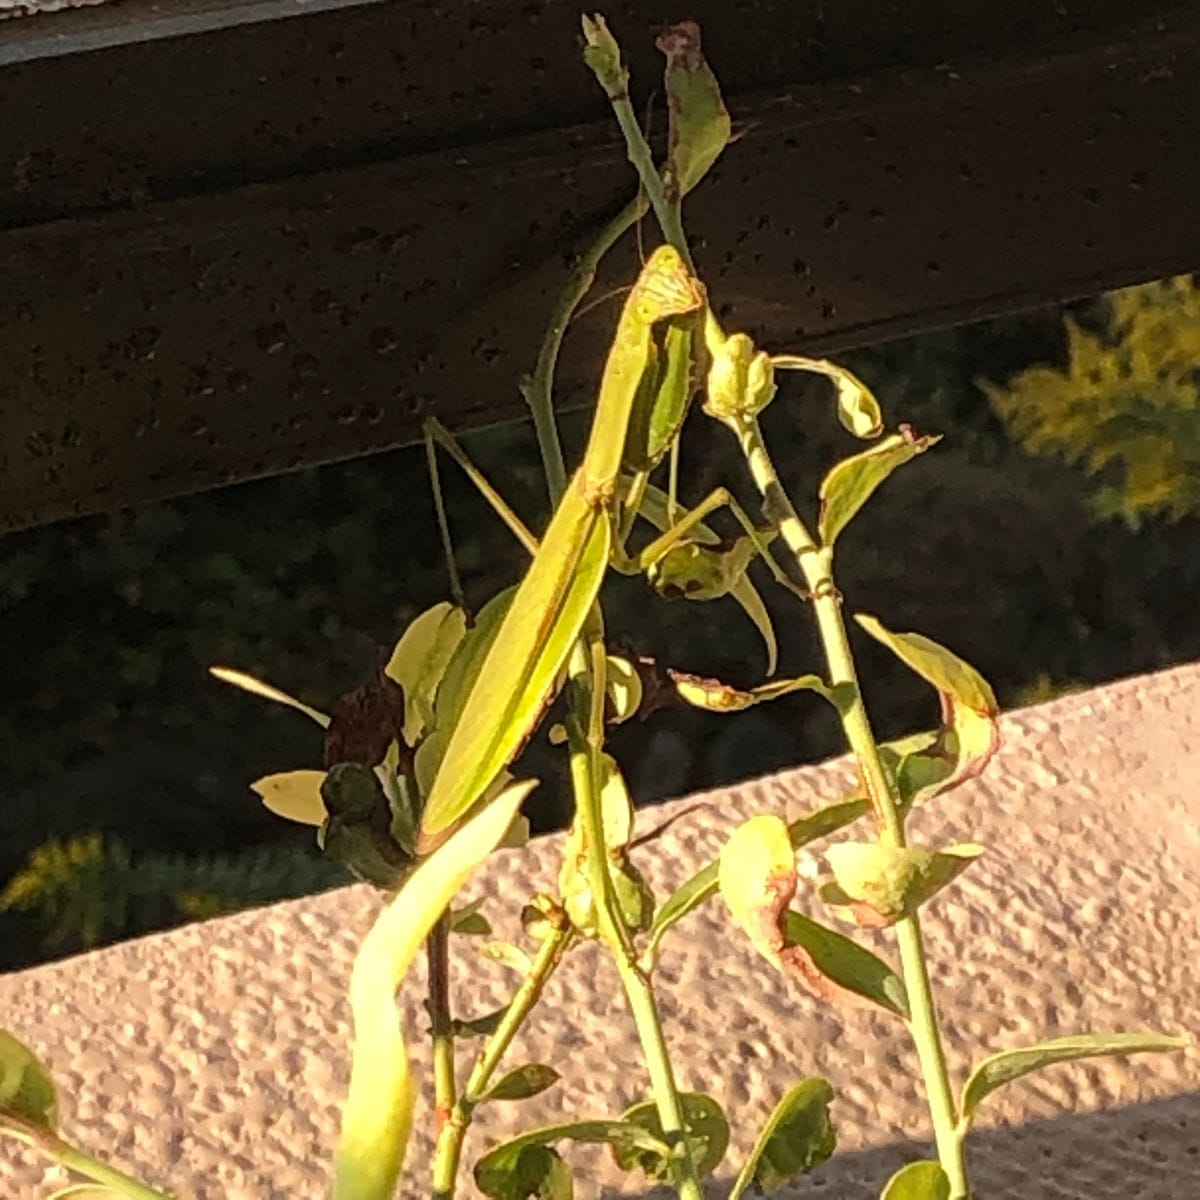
1 833 347 955
983 276 1200 522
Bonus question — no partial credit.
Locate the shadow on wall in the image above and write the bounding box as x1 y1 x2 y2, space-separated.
612 1092 1199 1199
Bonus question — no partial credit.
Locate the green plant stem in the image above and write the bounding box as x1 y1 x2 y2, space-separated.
521 76 702 1199
522 195 645 507
430 924 572 1200
563 639 703 1200
10 1119 175 1200
427 915 457 1193
732 415 969 1197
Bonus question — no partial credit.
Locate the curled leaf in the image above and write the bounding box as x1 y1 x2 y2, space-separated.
634 481 777 674
821 841 984 928
718 815 796 964
649 536 756 602
772 355 884 439
671 669 848 714
645 796 868 963
857 615 1000 806
605 654 643 724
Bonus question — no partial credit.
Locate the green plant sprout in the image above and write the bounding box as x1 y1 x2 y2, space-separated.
1 15 1190 1200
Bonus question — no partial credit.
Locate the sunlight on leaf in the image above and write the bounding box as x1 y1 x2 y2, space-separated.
881 1160 950 1199
959 1032 1191 1133
718 815 796 965
384 601 467 746
822 841 984 927
208 666 331 729
334 779 535 1200
819 430 940 547
250 770 328 826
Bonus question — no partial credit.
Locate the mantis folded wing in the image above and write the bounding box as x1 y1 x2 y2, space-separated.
416 246 706 853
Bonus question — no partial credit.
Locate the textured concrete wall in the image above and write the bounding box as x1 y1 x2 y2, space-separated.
2 664 1198 1198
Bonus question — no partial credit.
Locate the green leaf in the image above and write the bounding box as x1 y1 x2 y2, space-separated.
481 1064 561 1103
418 496 610 852
476 1121 669 1200
614 1094 730 1182
208 665 330 728
454 1004 511 1038
635 481 777 674
959 1032 1191 1133
656 20 731 195
821 841 984 928
881 1160 951 1200
384 601 468 746
477 1144 573 1200
250 769 328 826
771 355 885 439
448 898 491 937
645 797 868 962
780 911 909 1019
718 815 796 964
819 431 939 547
671 670 850 714
729 1078 836 1198
0 1029 58 1135
334 779 535 1200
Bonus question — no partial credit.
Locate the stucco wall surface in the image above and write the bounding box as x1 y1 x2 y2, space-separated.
2 663 1198 1198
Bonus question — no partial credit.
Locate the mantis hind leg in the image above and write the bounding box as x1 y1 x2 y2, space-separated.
423 418 541 557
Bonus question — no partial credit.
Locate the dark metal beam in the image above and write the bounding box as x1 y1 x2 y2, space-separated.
3 2 1199 530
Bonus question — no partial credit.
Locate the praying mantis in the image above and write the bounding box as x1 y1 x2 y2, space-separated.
415 246 798 853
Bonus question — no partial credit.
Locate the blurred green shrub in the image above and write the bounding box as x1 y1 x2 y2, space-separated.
984 275 1200 524
0 832 347 958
